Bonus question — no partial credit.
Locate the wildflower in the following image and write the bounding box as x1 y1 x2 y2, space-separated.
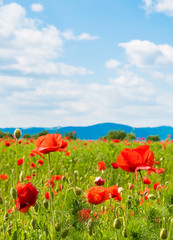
85 186 111 205
31 134 68 156
98 161 106 171
116 145 164 180
107 185 121 201
17 159 24 166
15 182 38 213
142 177 151 185
94 177 105 186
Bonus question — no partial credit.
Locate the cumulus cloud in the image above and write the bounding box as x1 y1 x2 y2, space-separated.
118 40 173 68
0 3 94 76
143 0 173 16
31 3 44 12
105 59 121 69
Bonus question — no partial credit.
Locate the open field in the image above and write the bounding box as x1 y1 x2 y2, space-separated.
0 134 173 239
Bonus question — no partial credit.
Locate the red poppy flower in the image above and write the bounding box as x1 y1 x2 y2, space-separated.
25 176 32 181
17 158 24 166
29 163 36 169
85 186 111 205
94 177 105 186
52 175 64 181
45 192 50 200
111 162 119 169
65 151 70 156
106 185 121 201
45 179 55 188
15 182 38 213
37 159 44 166
116 145 164 179
142 177 151 185
98 161 106 171
0 174 8 180
32 134 67 155
78 208 91 221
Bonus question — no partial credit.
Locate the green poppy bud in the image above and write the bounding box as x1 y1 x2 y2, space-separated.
160 228 168 239
55 222 61 232
10 188 17 199
14 129 22 139
19 171 25 182
148 194 157 200
61 229 69 238
122 228 127 238
113 218 121 229
74 187 82 196
43 200 49 209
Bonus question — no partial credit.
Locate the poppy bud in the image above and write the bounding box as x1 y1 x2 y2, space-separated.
14 129 22 139
160 228 168 239
0 197 3 204
113 218 121 229
55 222 61 232
34 202 39 212
31 219 37 229
148 194 157 200
10 188 17 199
43 200 49 209
19 171 25 182
122 228 127 238
61 229 69 238
87 219 94 236
127 199 132 209
74 187 82 196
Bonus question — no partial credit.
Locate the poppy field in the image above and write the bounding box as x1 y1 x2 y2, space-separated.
0 130 173 240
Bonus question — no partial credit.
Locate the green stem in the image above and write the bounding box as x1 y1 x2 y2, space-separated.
139 171 150 240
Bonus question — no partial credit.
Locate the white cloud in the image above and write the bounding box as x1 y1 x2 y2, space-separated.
105 59 121 69
143 0 173 16
118 40 173 68
62 30 99 41
31 4 44 12
0 3 94 76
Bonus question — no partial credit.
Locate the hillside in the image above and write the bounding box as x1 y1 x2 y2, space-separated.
1 123 173 140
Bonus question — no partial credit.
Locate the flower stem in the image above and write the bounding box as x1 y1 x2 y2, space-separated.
139 171 150 240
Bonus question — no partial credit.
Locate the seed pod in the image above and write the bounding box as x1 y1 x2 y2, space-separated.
19 171 25 182
74 187 82 196
148 194 157 200
14 129 22 139
122 228 127 238
55 222 61 232
61 229 69 238
113 218 121 229
160 228 168 239
10 188 17 199
43 200 49 209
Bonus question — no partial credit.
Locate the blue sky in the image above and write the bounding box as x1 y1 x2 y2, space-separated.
1 0 173 128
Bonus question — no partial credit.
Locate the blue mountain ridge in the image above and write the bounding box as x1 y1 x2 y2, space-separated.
0 123 173 140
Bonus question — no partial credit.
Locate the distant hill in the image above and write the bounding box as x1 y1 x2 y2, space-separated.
0 123 173 140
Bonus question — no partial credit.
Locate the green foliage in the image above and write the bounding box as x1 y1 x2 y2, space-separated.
32 130 49 139
23 133 31 139
126 132 136 141
147 135 160 142
0 130 13 138
103 129 126 140
64 131 77 140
